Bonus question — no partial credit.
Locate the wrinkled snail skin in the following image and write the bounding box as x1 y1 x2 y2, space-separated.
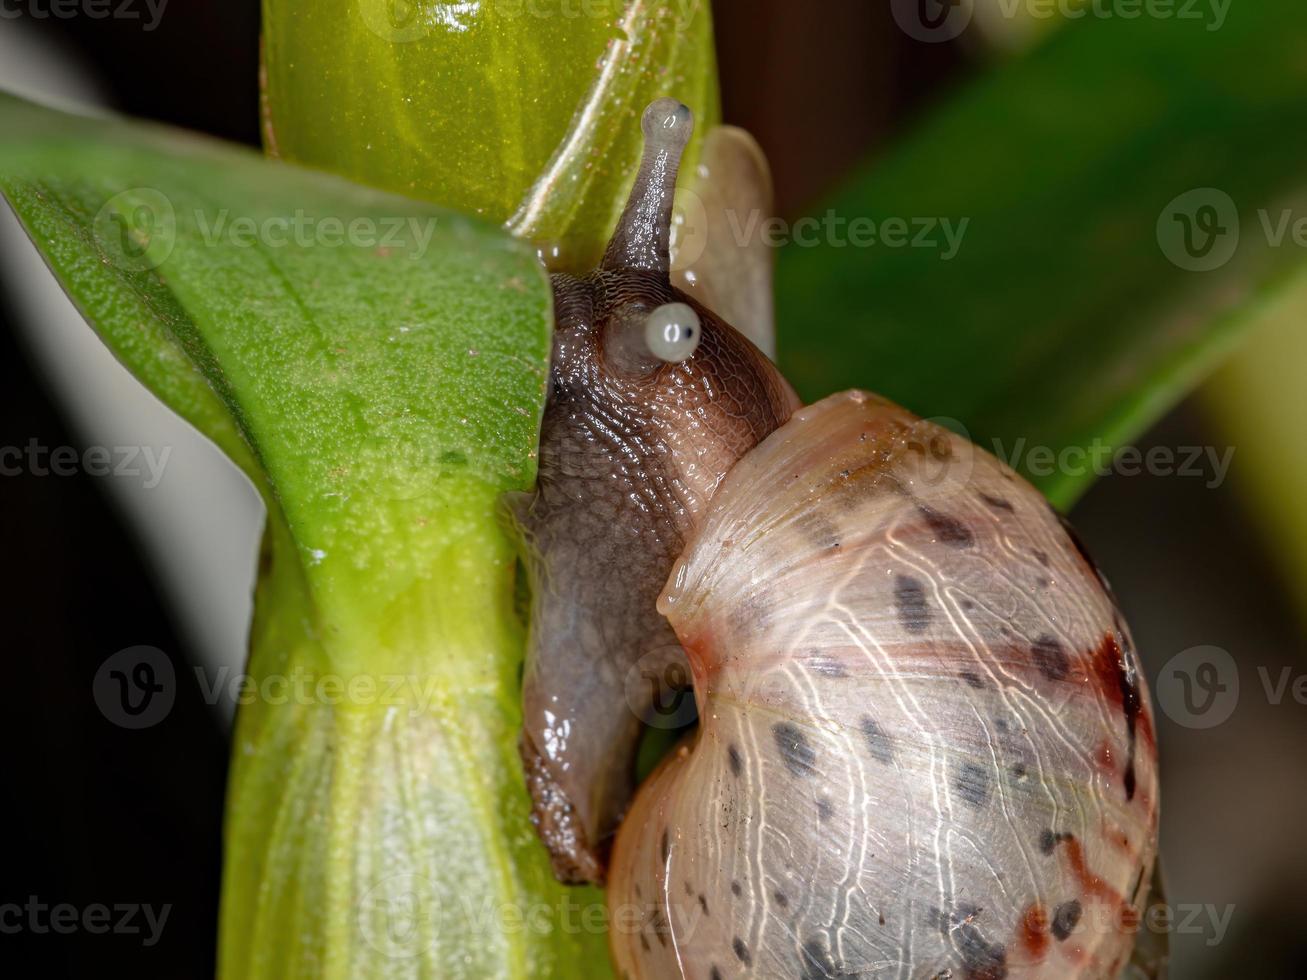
510 98 798 883
609 392 1160 979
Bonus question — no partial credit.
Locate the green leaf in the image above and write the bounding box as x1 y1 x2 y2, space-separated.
0 90 611 979
262 0 719 271
1203 279 1307 629
775 4 1307 508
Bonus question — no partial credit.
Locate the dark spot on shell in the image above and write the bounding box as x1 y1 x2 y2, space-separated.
660 829 670 863
1010 762 1028 780
895 575 931 633
639 933 650 952
1051 901 1082 941
684 880 694 897
710 968 723 980
1032 634 1069 682
797 511 841 550
952 761 993 808
728 744 743 777
774 890 789 908
731 880 743 897
733 937 752 965
860 717 894 765
773 722 817 778
959 670 985 690
1033 549 1050 568
799 935 840 980
699 894 710 916
919 503 975 548
1039 830 1072 855
817 798 834 822
961 598 976 611
936 905 1008 980
650 908 669 948
978 491 1015 513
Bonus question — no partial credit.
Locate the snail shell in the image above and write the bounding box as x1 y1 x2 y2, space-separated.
512 98 1160 977
609 390 1159 979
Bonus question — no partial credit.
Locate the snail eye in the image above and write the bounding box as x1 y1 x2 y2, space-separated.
644 303 702 363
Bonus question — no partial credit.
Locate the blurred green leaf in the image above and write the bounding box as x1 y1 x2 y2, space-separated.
1203 276 1307 629
0 90 612 979
776 4 1307 507
263 0 719 271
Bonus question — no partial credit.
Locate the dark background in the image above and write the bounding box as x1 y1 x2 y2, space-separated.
1 1 1303 977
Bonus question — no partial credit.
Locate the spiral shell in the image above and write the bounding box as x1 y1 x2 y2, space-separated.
608 391 1159 979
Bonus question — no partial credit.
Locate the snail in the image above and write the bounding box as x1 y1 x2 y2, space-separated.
509 99 1161 978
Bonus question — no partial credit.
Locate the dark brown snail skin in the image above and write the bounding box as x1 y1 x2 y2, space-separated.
507 98 798 884
513 98 1160 979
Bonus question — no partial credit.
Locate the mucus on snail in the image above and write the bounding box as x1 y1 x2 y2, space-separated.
508 98 1161 979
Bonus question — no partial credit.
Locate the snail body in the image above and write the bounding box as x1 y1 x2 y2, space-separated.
510 98 797 884
512 99 1159 977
